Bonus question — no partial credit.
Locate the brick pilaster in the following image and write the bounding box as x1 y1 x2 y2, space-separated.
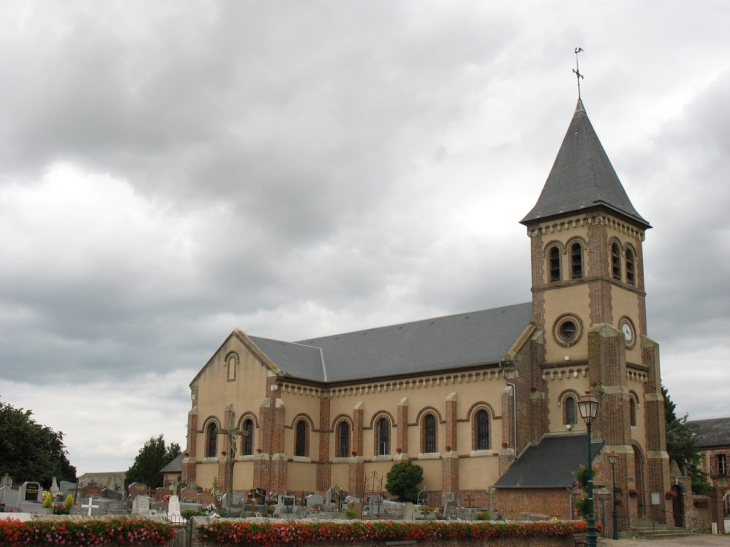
445 393 457 451
317 395 332 492
353 401 364 456
182 407 198 485
397 398 409 455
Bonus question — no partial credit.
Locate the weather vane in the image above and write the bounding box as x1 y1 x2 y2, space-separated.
573 47 584 99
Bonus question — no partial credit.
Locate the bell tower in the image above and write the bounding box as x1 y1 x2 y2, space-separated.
521 99 671 524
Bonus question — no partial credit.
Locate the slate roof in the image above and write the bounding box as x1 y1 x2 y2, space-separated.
521 100 650 229
495 434 604 488
687 417 730 448
160 453 184 474
245 302 532 383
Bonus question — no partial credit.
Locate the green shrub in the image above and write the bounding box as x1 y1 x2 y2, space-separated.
344 508 359 519
181 508 208 520
475 511 492 520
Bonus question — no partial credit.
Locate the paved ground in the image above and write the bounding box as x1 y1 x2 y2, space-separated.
598 535 730 547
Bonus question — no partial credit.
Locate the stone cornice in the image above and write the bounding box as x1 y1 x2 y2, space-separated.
526 213 645 241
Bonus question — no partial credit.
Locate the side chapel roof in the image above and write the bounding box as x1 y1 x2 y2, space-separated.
495 434 604 488
246 302 532 383
521 100 650 229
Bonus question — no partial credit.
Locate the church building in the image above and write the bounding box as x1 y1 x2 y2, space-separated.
181 99 674 531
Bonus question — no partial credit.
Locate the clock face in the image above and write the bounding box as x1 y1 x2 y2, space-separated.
619 318 636 348
621 322 633 342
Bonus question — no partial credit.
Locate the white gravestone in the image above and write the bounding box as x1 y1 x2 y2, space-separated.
167 495 182 522
133 495 150 515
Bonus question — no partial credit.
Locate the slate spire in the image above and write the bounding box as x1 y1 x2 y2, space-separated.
521 100 650 228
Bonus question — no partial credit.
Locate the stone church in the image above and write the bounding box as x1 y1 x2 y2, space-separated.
182 99 674 530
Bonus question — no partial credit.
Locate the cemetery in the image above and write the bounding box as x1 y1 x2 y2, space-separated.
0 471 590 547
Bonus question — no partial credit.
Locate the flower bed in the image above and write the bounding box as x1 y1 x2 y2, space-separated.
0 517 175 546
197 519 587 546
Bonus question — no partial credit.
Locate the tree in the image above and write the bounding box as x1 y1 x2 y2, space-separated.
662 385 710 495
385 460 423 503
0 398 77 488
125 435 181 489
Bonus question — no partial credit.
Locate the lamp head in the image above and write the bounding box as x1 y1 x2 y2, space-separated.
578 391 599 424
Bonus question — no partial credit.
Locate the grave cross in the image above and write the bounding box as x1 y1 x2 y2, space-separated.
82 496 99 516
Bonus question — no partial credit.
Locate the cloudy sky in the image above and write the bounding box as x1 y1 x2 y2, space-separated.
1 1 728 475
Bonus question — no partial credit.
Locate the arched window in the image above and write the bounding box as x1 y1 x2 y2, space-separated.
630 397 637 427
611 243 621 280
571 243 583 279
563 396 577 425
549 247 561 282
626 249 635 285
337 421 350 458
474 409 490 450
206 422 218 458
423 414 437 453
377 417 390 456
295 420 308 457
226 353 237 381
242 418 254 455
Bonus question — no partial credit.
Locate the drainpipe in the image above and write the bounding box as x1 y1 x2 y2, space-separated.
499 361 518 460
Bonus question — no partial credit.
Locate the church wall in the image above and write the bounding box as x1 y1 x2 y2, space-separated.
628 377 647 449
545 375 588 434
415 458 442 491
196 462 218 492
609 288 643 363
232 460 255 491
459 454 500 490
287 461 317 492
330 462 349 492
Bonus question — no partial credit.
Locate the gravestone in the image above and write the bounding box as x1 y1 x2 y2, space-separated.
180 487 198 502
101 488 123 500
306 493 324 509
155 487 172 502
19 482 42 503
167 495 182 522
50 477 60 496
0 474 11 487
132 495 150 515
80 485 102 499
403 502 415 521
0 486 19 509
195 492 215 506
127 482 149 500
59 481 76 498
276 494 296 514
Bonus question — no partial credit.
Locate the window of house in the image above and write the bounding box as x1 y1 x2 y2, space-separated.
423 414 437 453
571 243 583 279
611 243 621 280
718 454 727 476
242 418 254 455
626 249 635 285
338 421 350 458
630 398 637 427
206 423 217 458
563 396 577 425
377 417 390 456
549 247 561 282
295 420 308 457
475 409 490 450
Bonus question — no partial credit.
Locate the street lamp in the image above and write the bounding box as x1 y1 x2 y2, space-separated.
578 391 599 547
609 452 619 540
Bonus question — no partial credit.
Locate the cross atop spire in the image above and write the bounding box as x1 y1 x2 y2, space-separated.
573 47 584 99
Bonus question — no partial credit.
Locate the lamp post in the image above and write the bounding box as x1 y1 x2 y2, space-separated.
578 391 599 547
609 452 619 540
